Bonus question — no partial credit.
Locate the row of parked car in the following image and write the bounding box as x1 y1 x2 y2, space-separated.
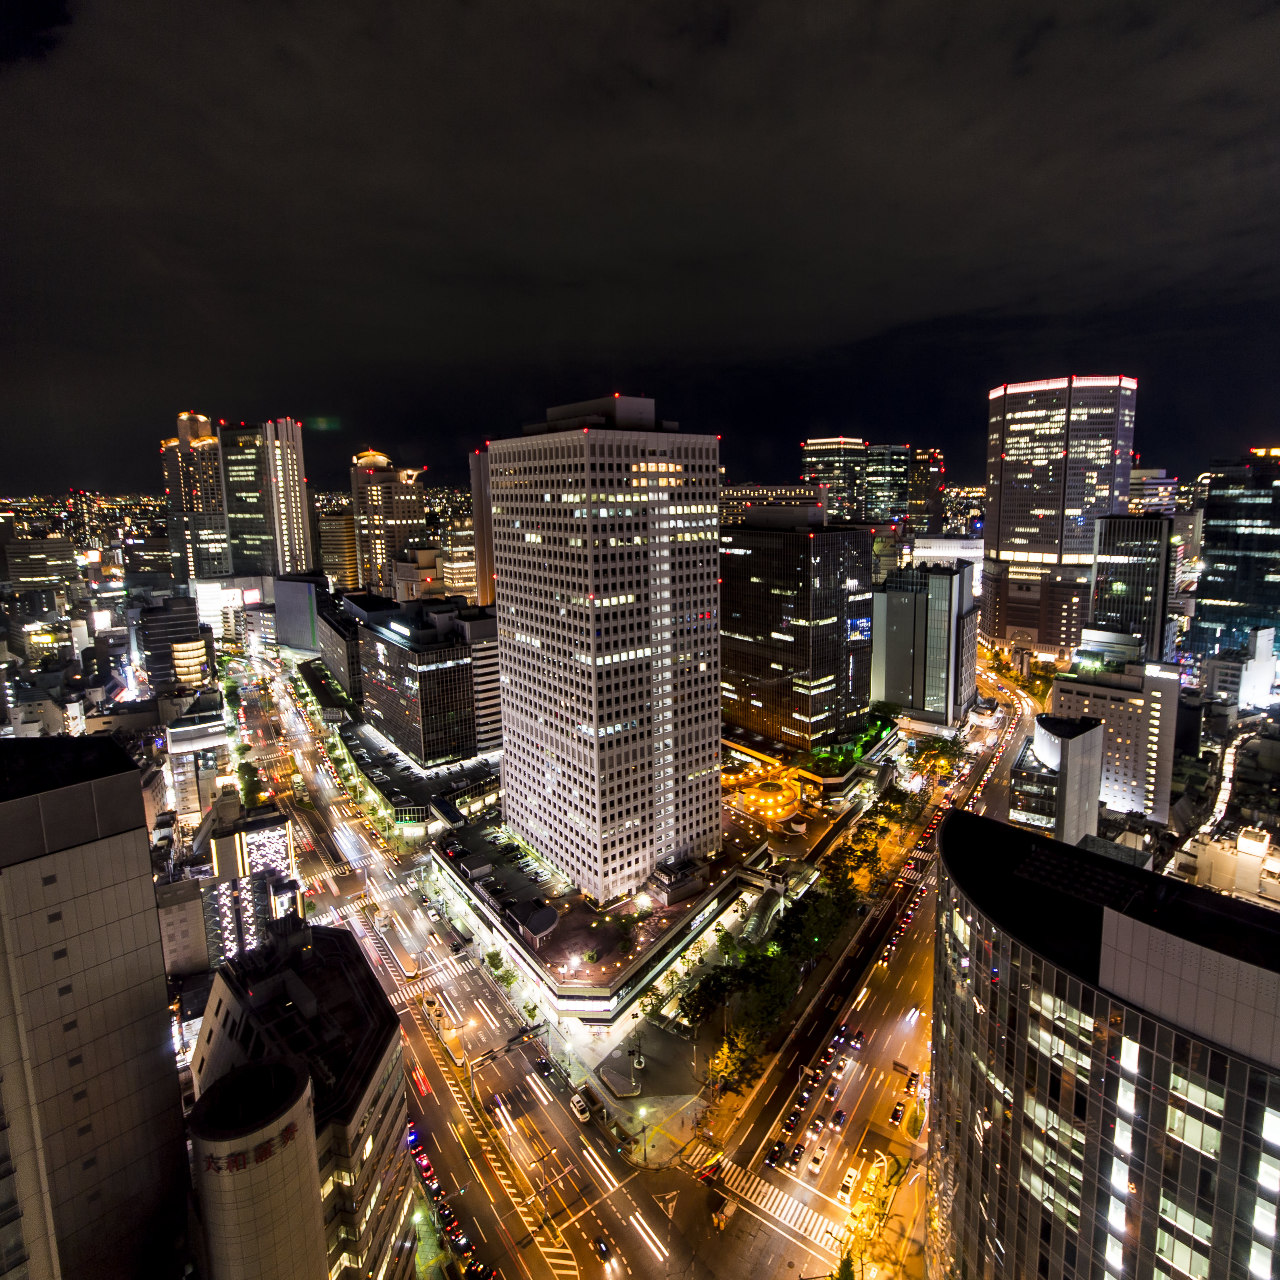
407 1124 494 1280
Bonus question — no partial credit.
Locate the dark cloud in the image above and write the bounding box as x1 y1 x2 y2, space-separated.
1 1 1278 491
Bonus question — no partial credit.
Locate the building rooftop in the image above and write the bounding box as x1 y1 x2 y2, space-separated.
189 1059 309 1143
940 809 1280 986
217 917 399 1131
0 735 138 803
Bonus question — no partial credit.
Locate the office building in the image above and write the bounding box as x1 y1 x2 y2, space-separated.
0 533 77 589
1008 713 1104 844
1090 514 1173 661
0 739 186 1280
134 594 216 691
192 915 414 1280
122 531 174 591
721 483 827 526
350 450 431 595
720 511 874 748
1201 626 1276 713
907 446 945 534
191 1060 327 1280
800 436 866 521
488 394 721 901
982 376 1137 655
274 570 330 652
220 418 312 576
871 561 978 727
1051 659 1180 825
469 447 495 607
390 544 451 602
318 509 359 591
167 690 234 821
901 536 983 598
1129 467 1178 516
352 595 500 764
932 809 1280 1280
863 442 911 522
1191 449 1280 657
317 602 363 703
163 411 232 581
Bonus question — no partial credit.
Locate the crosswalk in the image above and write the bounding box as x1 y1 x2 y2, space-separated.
684 1144 846 1251
390 960 473 1007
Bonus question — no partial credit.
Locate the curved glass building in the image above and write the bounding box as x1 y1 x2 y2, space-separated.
930 811 1280 1279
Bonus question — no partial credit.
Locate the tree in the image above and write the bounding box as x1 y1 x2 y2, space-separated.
835 1254 857 1280
484 948 504 973
237 761 266 807
709 1025 763 1089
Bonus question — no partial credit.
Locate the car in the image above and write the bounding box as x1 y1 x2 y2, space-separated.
594 1236 611 1261
906 1005 920 1023
420 893 429 906
765 1139 786 1167
838 1167 858 1203
830 1109 847 1129
427 908 441 921
785 1143 806 1171
851 1029 864 1050
807 1146 828 1175
439 1207 457 1227
452 1234 476 1258
464 1265 496 1280
832 1056 849 1080
818 1047 835 1066
902 911 914 926
782 1109 801 1134
825 1082 839 1101
890 1102 906 1126
833 1023 848 1043
808 1116 825 1137
906 1071 920 1095
535 1057 553 1078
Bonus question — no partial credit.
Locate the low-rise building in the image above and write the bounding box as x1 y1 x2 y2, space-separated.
1202 625 1276 712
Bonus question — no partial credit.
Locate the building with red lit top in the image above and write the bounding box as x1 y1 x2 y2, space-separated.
982 375 1137 657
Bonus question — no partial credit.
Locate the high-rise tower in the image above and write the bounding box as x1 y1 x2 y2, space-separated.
982 376 1136 655
801 436 866 521
350 450 430 595
488 395 721 901
162 411 231 581
219 418 312 576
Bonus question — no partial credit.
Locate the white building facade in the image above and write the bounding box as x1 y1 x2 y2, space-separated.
488 396 721 902
1050 661 1180 825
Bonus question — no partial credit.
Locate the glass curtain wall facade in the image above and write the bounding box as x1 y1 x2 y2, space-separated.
983 377 1136 653
162 412 231 581
801 437 866 521
864 443 911 522
908 446 946 534
1190 450 1280 657
1091 515 1173 661
719 523 874 748
932 811 1280 1280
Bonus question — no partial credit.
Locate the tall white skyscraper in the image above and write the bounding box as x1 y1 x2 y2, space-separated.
488 395 721 901
262 416 313 574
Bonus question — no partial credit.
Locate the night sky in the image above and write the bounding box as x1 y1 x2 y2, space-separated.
3 2 1279 493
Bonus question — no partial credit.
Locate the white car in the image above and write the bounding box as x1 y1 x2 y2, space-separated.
807 1146 827 1176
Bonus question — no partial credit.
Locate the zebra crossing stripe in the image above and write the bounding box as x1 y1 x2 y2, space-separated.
712 1159 843 1248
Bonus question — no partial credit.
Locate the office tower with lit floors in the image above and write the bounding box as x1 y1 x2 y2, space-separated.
983 376 1137 656
1190 449 1280 657
801 435 866 520
932 809 1280 1280
350 450 431 594
163 410 232 581
219 418 313 575
488 395 721 902
1090 514 1174 660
